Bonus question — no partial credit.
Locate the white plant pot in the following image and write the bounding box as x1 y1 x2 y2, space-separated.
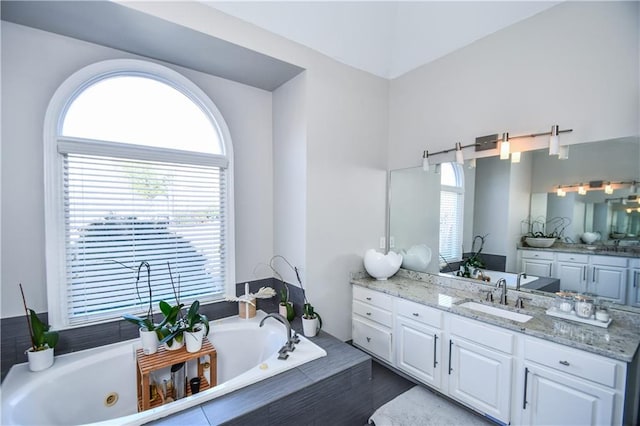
164 336 184 351
185 327 205 353
27 347 54 372
302 317 319 337
279 302 293 319
139 328 159 355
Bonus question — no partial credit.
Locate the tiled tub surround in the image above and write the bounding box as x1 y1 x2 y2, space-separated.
0 279 305 380
351 269 640 425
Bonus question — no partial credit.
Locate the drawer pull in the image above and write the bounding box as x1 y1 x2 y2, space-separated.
412 313 419 317
366 297 372 301
559 360 570 366
366 337 371 343
366 312 372 316
448 340 453 375
523 367 529 410
433 335 438 368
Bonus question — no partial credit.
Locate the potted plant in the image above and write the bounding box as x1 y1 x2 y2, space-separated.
121 261 160 354
302 302 322 337
19 284 59 371
278 286 295 321
159 300 210 353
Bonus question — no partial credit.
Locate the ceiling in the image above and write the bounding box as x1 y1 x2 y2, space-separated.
205 1 560 79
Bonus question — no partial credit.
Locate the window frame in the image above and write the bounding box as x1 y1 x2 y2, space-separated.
43 59 235 329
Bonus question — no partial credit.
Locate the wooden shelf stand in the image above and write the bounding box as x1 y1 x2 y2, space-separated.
136 339 217 412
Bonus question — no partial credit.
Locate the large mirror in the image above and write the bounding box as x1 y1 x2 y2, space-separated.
388 136 640 304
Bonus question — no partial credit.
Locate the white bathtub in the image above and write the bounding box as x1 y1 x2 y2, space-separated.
476 269 539 288
1 311 327 426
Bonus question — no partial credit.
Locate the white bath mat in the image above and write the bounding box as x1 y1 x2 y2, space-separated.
368 385 492 426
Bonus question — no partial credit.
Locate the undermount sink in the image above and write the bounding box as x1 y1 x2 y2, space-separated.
458 301 533 323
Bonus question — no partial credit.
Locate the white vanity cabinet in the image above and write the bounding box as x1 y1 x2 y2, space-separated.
520 338 623 426
555 252 588 293
352 286 394 363
448 316 514 424
588 256 627 304
519 250 554 277
395 299 443 389
629 259 640 307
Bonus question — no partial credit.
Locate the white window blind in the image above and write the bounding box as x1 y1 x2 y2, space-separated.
64 154 226 324
63 153 226 324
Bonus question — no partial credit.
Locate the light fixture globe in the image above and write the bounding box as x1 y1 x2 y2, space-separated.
363 249 402 280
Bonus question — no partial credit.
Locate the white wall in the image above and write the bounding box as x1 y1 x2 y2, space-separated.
1 22 274 317
389 1 639 171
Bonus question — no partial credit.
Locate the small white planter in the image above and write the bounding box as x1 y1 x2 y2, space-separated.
27 347 54 372
139 328 159 355
279 302 293 320
164 336 184 351
185 327 205 353
302 317 319 337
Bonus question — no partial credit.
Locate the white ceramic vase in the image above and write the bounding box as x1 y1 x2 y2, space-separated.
27 347 54 372
164 336 184 351
139 328 158 355
185 327 205 353
302 317 319 337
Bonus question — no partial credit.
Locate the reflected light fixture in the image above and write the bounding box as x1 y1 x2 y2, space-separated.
500 133 510 160
511 152 521 163
578 184 587 195
422 150 430 172
604 183 614 195
556 187 566 197
455 142 464 165
630 181 637 194
627 208 633 214
469 158 476 169
549 125 559 155
558 145 569 160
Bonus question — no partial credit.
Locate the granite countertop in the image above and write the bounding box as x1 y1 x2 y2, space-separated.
351 271 640 363
518 242 640 258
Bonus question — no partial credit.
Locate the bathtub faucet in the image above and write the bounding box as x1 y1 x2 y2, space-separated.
259 313 298 360
516 272 527 290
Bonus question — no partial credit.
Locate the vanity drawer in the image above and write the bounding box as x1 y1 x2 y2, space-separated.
353 300 393 327
396 298 442 328
520 250 554 261
449 316 514 354
524 338 618 387
353 286 394 310
352 317 392 362
590 255 628 268
557 253 589 263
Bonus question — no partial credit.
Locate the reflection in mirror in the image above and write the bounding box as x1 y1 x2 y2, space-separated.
388 137 640 306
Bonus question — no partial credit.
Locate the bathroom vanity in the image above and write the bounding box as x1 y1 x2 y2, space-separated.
351 270 640 426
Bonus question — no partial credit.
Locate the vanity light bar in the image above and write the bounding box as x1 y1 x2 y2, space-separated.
557 180 638 195
421 125 573 167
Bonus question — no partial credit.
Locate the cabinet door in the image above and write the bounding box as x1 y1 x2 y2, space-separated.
395 317 442 389
556 262 587 293
522 363 615 426
448 338 512 424
590 265 626 304
522 259 553 277
629 269 640 307
352 317 393 363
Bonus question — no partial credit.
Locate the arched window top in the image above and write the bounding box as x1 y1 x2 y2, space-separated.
441 162 464 188
61 74 223 155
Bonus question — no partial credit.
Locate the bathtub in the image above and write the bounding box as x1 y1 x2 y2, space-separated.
478 270 539 288
1 311 327 426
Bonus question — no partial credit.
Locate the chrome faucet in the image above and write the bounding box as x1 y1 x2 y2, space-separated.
516 272 527 290
495 278 508 305
259 313 297 359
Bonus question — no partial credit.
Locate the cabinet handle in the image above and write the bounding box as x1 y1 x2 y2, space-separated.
523 367 529 410
592 267 596 283
366 312 372 316
366 337 371 343
433 335 438 368
412 313 419 317
583 266 586 281
448 340 453 375
559 360 570 366
366 297 372 301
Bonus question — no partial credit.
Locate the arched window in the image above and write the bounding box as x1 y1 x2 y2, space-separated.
44 60 235 327
439 162 464 262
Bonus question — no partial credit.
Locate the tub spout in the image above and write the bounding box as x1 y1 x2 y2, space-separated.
260 313 294 351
